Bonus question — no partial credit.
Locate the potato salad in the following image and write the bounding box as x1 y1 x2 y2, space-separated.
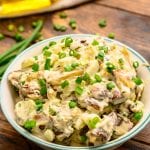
8 36 144 146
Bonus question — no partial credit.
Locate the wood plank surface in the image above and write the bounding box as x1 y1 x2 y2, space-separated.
0 0 150 150
96 0 150 16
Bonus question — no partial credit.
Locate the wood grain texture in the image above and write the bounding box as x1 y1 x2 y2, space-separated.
0 1 150 150
96 0 150 16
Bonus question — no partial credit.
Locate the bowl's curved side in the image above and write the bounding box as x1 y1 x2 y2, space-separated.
0 34 150 150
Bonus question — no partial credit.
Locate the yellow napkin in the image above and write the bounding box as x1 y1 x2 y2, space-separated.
1 0 51 16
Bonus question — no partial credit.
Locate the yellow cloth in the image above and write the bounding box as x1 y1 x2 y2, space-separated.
1 0 51 15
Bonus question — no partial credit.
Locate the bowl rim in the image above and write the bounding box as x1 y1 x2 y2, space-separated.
0 34 150 150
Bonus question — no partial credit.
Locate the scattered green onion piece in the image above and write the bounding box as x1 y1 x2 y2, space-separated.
133 112 143 121
49 107 56 116
88 117 100 129
32 21 38 28
24 120 36 131
64 65 73 72
99 46 108 53
58 52 66 59
75 86 84 95
69 49 80 58
43 50 52 57
106 82 115 90
60 26 67 32
18 25 25 32
98 19 107 28
118 58 124 65
69 19 77 29
82 73 90 82
34 56 38 60
0 33 5 40
32 63 39 72
106 62 116 73
133 61 139 69
8 24 15 31
53 24 61 31
80 135 87 143
69 100 77 108
71 63 79 69
44 58 51 70
70 23 77 29
108 32 115 39
96 52 105 61
49 41 56 47
38 79 47 96
14 33 24 42
92 39 99 46
132 77 143 85
35 99 44 111
59 12 67 18
65 37 73 47
61 80 69 89
94 74 102 82
75 77 82 84
42 46 49 51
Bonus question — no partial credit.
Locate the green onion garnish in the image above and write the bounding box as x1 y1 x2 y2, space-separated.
106 82 115 90
108 32 115 39
98 19 107 28
94 74 102 82
96 52 105 61
18 25 25 32
43 50 52 57
92 39 99 46
44 58 51 70
80 135 87 143
24 120 36 131
32 63 39 72
8 24 15 32
38 79 47 96
49 41 57 47
88 117 100 129
133 111 143 121
65 37 73 47
106 62 116 73
61 80 69 89
133 61 139 69
99 46 108 53
35 99 44 111
58 52 66 59
59 12 67 19
75 86 84 95
75 77 82 84
132 77 143 85
69 100 77 108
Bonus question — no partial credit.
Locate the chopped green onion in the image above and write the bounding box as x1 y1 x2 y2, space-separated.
106 82 115 90
14 33 24 42
59 12 67 19
118 58 124 65
34 56 38 60
42 46 49 51
32 63 39 72
8 24 15 31
18 25 24 32
106 62 116 73
80 135 87 143
61 80 69 89
69 19 77 29
108 32 115 39
60 26 67 32
133 61 139 69
43 50 52 57
0 33 5 40
75 77 82 84
49 41 57 47
92 39 99 46
71 63 79 69
24 120 36 131
44 58 51 70
75 86 84 95
132 77 143 85
35 99 44 111
94 74 102 82
88 117 100 129
69 100 77 108
58 52 66 59
82 73 90 82
69 49 80 58
133 111 143 121
53 24 62 31
38 79 47 96
96 52 105 61
98 19 107 28
64 65 73 72
65 37 73 47
99 46 108 53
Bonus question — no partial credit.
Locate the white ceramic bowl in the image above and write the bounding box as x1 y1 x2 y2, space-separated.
0 34 150 150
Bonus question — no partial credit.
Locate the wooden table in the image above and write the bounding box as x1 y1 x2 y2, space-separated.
0 0 150 149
